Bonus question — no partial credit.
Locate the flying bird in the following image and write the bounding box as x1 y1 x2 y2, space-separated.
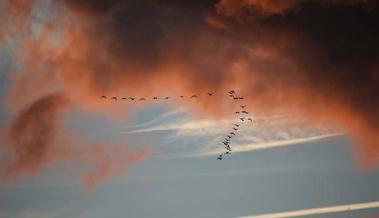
233 97 239 100
130 97 135 101
122 97 127 100
241 111 249 114
207 93 213 96
240 118 245 122
111 97 117 100
165 97 170 99
235 124 240 127
153 97 158 100
240 105 246 108
225 151 230 155
248 118 253 122
233 128 238 131
139 98 146 101
217 154 223 160
227 135 232 139
101 95 107 99
180 95 184 98
235 111 240 114
191 95 197 98
238 97 244 100
229 90 235 94
230 132 236 135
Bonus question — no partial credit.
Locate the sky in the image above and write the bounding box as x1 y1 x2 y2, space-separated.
0 0 379 218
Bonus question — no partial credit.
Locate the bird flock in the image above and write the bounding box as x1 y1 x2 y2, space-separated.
100 90 254 160
217 90 253 160
101 93 214 101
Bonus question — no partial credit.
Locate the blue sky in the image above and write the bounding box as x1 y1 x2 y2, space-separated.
0 102 378 218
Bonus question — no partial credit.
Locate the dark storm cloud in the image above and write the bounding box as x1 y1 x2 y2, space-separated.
55 0 245 96
260 2 379 129
33 0 379 162
218 1 379 162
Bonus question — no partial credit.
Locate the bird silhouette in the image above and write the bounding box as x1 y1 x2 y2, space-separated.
235 111 240 114
230 132 236 135
111 97 117 100
217 154 223 160
227 135 232 139
241 111 249 114
180 95 184 98
139 98 146 101
233 97 239 100
241 105 246 108
240 118 245 122
235 124 240 127
191 95 197 98
122 97 127 100
225 151 230 155
233 128 238 131
248 118 253 122
165 97 170 99
101 95 107 99
207 93 213 96
229 90 235 94
153 97 158 100
130 97 135 101
238 97 244 100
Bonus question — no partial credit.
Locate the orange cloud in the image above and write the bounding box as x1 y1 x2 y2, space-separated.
1 92 151 187
2 93 69 181
204 14 229 30
81 144 152 190
2 0 379 186
217 0 297 18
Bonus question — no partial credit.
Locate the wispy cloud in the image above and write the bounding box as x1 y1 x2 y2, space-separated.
238 200 379 218
197 132 344 156
114 109 343 157
110 108 189 132
120 118 235 134
116 112 289 135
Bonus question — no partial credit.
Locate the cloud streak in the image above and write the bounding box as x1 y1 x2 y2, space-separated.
239 200 379 218
119 119 234 134
117 110 342 157
198 133 343 156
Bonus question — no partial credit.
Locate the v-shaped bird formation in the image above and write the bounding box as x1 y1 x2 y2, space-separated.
100 90 254 160
217 90 254 160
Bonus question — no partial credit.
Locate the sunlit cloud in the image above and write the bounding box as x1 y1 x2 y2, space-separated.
118 118 234 135
198 133 344 156
114 109 342 157
110 108 189 132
